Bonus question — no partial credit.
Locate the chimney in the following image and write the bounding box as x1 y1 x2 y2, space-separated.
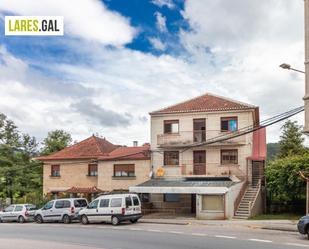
133 141 138 147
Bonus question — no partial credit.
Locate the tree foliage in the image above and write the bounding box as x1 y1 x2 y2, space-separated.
266 153 309 202
41 130 72 156
278 120 305 158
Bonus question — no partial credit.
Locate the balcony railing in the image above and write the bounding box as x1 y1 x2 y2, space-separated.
157 130 247 147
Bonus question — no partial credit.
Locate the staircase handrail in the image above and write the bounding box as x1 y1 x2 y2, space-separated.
234 180 248 216
249 179 262 217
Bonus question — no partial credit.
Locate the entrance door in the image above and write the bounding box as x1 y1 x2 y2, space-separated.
193 151 206 175
193 119 206 142
191 194 196 214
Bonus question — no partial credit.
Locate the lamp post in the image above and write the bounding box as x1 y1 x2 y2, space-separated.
304 0 309 134
279 63 305 74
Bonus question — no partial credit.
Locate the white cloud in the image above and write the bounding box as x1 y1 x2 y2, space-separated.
151 0 175 9
0 0 136 46
155 12 167 32
149 37 166 51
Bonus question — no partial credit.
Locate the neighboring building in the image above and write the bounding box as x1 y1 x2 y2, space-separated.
36 135 150 200
130 93 266 219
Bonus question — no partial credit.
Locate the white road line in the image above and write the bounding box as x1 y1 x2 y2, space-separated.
147 229 162 232
169 231 184 234
191 233 207 236
248 239 272 243
285 243 309 248
129 228 143 231
215 235 236 239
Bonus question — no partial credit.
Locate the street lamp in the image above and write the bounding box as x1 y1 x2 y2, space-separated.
279 63 305 74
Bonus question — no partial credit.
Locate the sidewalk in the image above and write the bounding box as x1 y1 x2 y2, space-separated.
140 216 298 232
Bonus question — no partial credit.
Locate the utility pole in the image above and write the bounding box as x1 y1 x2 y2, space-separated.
299 171 309 214
304 0 309 133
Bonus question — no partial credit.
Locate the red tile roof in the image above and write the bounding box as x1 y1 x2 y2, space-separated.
35 135 119 160
64 186 104 193
150 93 256 115
99 144 150 161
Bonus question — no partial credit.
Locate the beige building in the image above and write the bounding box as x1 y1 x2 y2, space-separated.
131 93 266 219
36 136 151 200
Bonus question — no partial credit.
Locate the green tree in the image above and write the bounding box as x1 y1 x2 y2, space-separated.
278 120 305 158
266 153 309 202
41 130 72 156
267 143 279 161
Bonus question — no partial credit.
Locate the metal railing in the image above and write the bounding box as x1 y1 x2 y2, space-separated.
157 130 247 147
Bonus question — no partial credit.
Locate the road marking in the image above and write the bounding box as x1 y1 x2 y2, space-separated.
249 239 272 243
147 229 162 232
191 233 207 236
285 243 309 248
169 231 184 234
129 228 143 231
215 235 236 239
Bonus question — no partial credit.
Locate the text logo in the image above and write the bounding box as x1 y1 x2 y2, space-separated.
5 16 64 36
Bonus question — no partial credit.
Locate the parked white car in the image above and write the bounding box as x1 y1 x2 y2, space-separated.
0 204 37 223
78 194 142 225
35 198 88 224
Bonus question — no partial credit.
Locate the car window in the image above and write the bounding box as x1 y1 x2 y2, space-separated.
44 201 54 210
74 199 87 208
14 205 23 212
88 200 99 209
125 197 132 207
99 199 109 208
110 198 122 207
63 200 71 208
26 205 36 211
132 196 140 206
55 200 64 209
4 205 14 212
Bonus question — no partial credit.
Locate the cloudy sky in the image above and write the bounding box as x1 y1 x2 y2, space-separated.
0 0 305 145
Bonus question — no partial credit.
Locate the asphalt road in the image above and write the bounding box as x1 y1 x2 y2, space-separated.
0 221 308 249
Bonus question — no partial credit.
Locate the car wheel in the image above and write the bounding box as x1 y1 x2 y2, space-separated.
0 218 2 223
62 215 71 224
81 215 89 225
111 216 119 226
130 219 138 223
35 215 43 224
18 216 25 223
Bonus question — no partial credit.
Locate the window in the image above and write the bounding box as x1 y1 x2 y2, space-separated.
114 164 135 177
88 200 99 209
44 201 54 210
88 163 98 176
51 165 60 177
140 193 150 203
99 199 110 208
4 205 14 212
55 201 64 209
164 120 179 134
132 196 140 206
110 198 122 207
125 197 132 207
221 150 238 164
202 195 224 211
14 206 23 212
221 117 238 132
164 151 179 166
164 194 180 202
74 199 87 208
26 204 36 211
193 119 206 142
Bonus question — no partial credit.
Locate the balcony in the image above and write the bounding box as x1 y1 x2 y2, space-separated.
156 160 246 179
157 130 247 148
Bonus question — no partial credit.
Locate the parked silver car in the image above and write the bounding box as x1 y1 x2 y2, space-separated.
35 198 88 224
0 204 37 223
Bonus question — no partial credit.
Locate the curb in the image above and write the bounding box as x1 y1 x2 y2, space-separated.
260 226 298 232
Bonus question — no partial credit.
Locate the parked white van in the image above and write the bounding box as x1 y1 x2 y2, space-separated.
35 198 88 224
78 194 142 225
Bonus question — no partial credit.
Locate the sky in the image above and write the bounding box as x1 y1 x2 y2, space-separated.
0 0 306 146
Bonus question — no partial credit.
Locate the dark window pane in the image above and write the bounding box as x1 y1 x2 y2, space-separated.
133 196 140 206
125 197 132 207
110 198 122 207
164 194 180 202
74 199 87 208
99 199 110 208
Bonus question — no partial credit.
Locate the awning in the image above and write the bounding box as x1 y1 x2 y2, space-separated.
129 178 237 194
64 186 104 193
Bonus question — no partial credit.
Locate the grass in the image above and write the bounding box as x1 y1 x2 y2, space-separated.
249 213 303 220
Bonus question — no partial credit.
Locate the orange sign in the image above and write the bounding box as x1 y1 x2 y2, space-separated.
156 167 165 177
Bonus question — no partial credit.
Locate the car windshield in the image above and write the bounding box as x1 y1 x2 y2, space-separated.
74 199 87 208
26 205 36 211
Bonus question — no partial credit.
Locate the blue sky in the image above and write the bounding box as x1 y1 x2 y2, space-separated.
0 0 306 145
